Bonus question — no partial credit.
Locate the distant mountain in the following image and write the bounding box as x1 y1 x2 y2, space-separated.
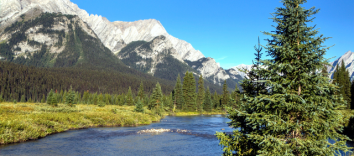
328 50 354 81
0 0 248 90
0 12 127 71
0 0 204 62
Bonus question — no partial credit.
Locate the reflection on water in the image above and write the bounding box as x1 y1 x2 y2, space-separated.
0 115 232 156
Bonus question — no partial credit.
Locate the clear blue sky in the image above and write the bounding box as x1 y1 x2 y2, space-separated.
72 0 353 69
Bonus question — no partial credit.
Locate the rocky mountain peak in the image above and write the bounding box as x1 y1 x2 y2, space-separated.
328 50 354 81
0 0 204 62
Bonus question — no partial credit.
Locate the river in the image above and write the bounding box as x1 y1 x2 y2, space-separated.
0 115 352 155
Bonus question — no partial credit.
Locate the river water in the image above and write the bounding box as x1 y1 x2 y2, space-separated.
0 115 232 156
0 115 353 156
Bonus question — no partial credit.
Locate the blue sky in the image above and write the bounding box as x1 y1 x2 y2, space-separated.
72 0 354 69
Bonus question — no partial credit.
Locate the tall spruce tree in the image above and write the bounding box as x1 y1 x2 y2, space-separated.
126 86 134 106
174 74 184 110
352 80 354 110
216 0 351 155
196 74 205 112
221 80 229 108
138 81 145 100
65 86 76 107
203 87 212 112
183 71 196 111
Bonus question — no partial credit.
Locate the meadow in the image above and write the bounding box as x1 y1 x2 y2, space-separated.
0 102 161 145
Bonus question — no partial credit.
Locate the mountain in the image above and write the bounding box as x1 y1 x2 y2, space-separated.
0 0 204 61
328 50 354 81
0 0 247 90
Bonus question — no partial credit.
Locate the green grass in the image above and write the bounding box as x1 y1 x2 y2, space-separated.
171 110 226 116
0 102 161 145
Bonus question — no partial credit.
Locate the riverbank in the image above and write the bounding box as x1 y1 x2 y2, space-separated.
0 102 161 145
171 110 226 116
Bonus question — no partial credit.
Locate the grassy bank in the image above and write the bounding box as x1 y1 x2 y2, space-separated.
171 110 226 116
0 102 161 145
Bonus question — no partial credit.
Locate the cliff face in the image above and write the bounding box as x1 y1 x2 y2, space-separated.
328 51 354 81
0 0 244 89
0 0 204 61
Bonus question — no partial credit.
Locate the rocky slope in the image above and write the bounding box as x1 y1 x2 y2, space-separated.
0 0 204 61
328 50 354 81
0 0 246 89
0 12 128 72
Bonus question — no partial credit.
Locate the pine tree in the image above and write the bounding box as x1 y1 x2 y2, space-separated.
174 74 184 110
20 95 25 103
231 84 240 108
221 80 229 108
216 1 351 155
52 93 58 107
203 87 212 112
351 80 354 110
213 91 219 109
47 89 54 105
196 74 205 112
138 81 145 100
65 86 76 107
183 72 196 111
149 82 163 115
41 94 45 103
134 98 144 113
126 86 134 106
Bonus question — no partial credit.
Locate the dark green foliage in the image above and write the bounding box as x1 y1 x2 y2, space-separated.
221 80 229 108
149 82 163 115
203 87 212 112
134 98 144 113
20 95 26 102
47 89 54 105
65 87 76 107
196 74 205 112
0 61 175 102
149 82 163 109
333 61 351 109
352 80 354 110
343 116 354 140
138 81 145 100
126 87 134 106
98 101 105 107
41 94 45 103
183 72 196 111
174 74 184 109
216 0 351 155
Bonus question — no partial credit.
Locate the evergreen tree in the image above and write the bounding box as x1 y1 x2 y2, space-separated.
174 74 184 110
351 80 354 110
65 86 76 107
203 87 212 112
134 98 144 113
46 89 54 105
183 72 196 111
231 84 240 108
216 1 351 155
41 94 45 103
138 81 145 100
83 91 89 104
221 80 229 108
20 95 26 103
196 74 205 112
51 93 58 107
149 82 163 115
126 86 134 106
213 91 219 109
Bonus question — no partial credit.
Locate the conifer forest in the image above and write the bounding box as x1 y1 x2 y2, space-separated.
0 0 353 155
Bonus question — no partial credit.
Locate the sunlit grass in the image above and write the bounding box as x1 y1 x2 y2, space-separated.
172 110 226 116
0 102 161 145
